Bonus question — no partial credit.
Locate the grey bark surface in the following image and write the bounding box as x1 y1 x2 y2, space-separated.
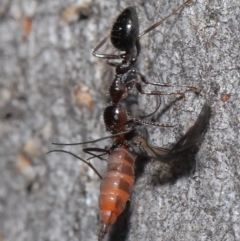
0 0 239 241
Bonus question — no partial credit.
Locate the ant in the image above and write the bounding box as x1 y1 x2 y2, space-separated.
47 1 210 240
93 0 199 109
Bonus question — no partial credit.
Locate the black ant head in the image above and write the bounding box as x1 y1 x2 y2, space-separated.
110 7 139 52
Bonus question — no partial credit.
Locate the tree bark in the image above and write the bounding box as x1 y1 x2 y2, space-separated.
0 0 239 241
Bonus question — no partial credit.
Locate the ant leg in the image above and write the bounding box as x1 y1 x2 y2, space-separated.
105 40 141 66
92 36 122 59
128 79 186 98
138 0 192 38
129 40 141 66
139 95 161 119
106 59 121 67
99 38 141 67
46 150 102 179
131 69 201 93
124 118 175 128
83 147 109 161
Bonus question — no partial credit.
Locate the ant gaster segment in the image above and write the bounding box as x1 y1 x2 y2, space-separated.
47 1 210 241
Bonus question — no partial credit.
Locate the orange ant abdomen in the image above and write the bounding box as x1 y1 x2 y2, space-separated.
98 147 135 240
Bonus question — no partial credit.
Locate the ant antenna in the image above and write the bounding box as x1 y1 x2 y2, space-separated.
52 130 132 146
46 150 102 179
138 0 192 38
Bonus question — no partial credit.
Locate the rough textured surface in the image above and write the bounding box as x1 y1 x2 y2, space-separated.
0 0 239 241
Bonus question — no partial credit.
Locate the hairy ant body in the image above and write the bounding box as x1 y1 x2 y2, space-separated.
48 1 210 240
